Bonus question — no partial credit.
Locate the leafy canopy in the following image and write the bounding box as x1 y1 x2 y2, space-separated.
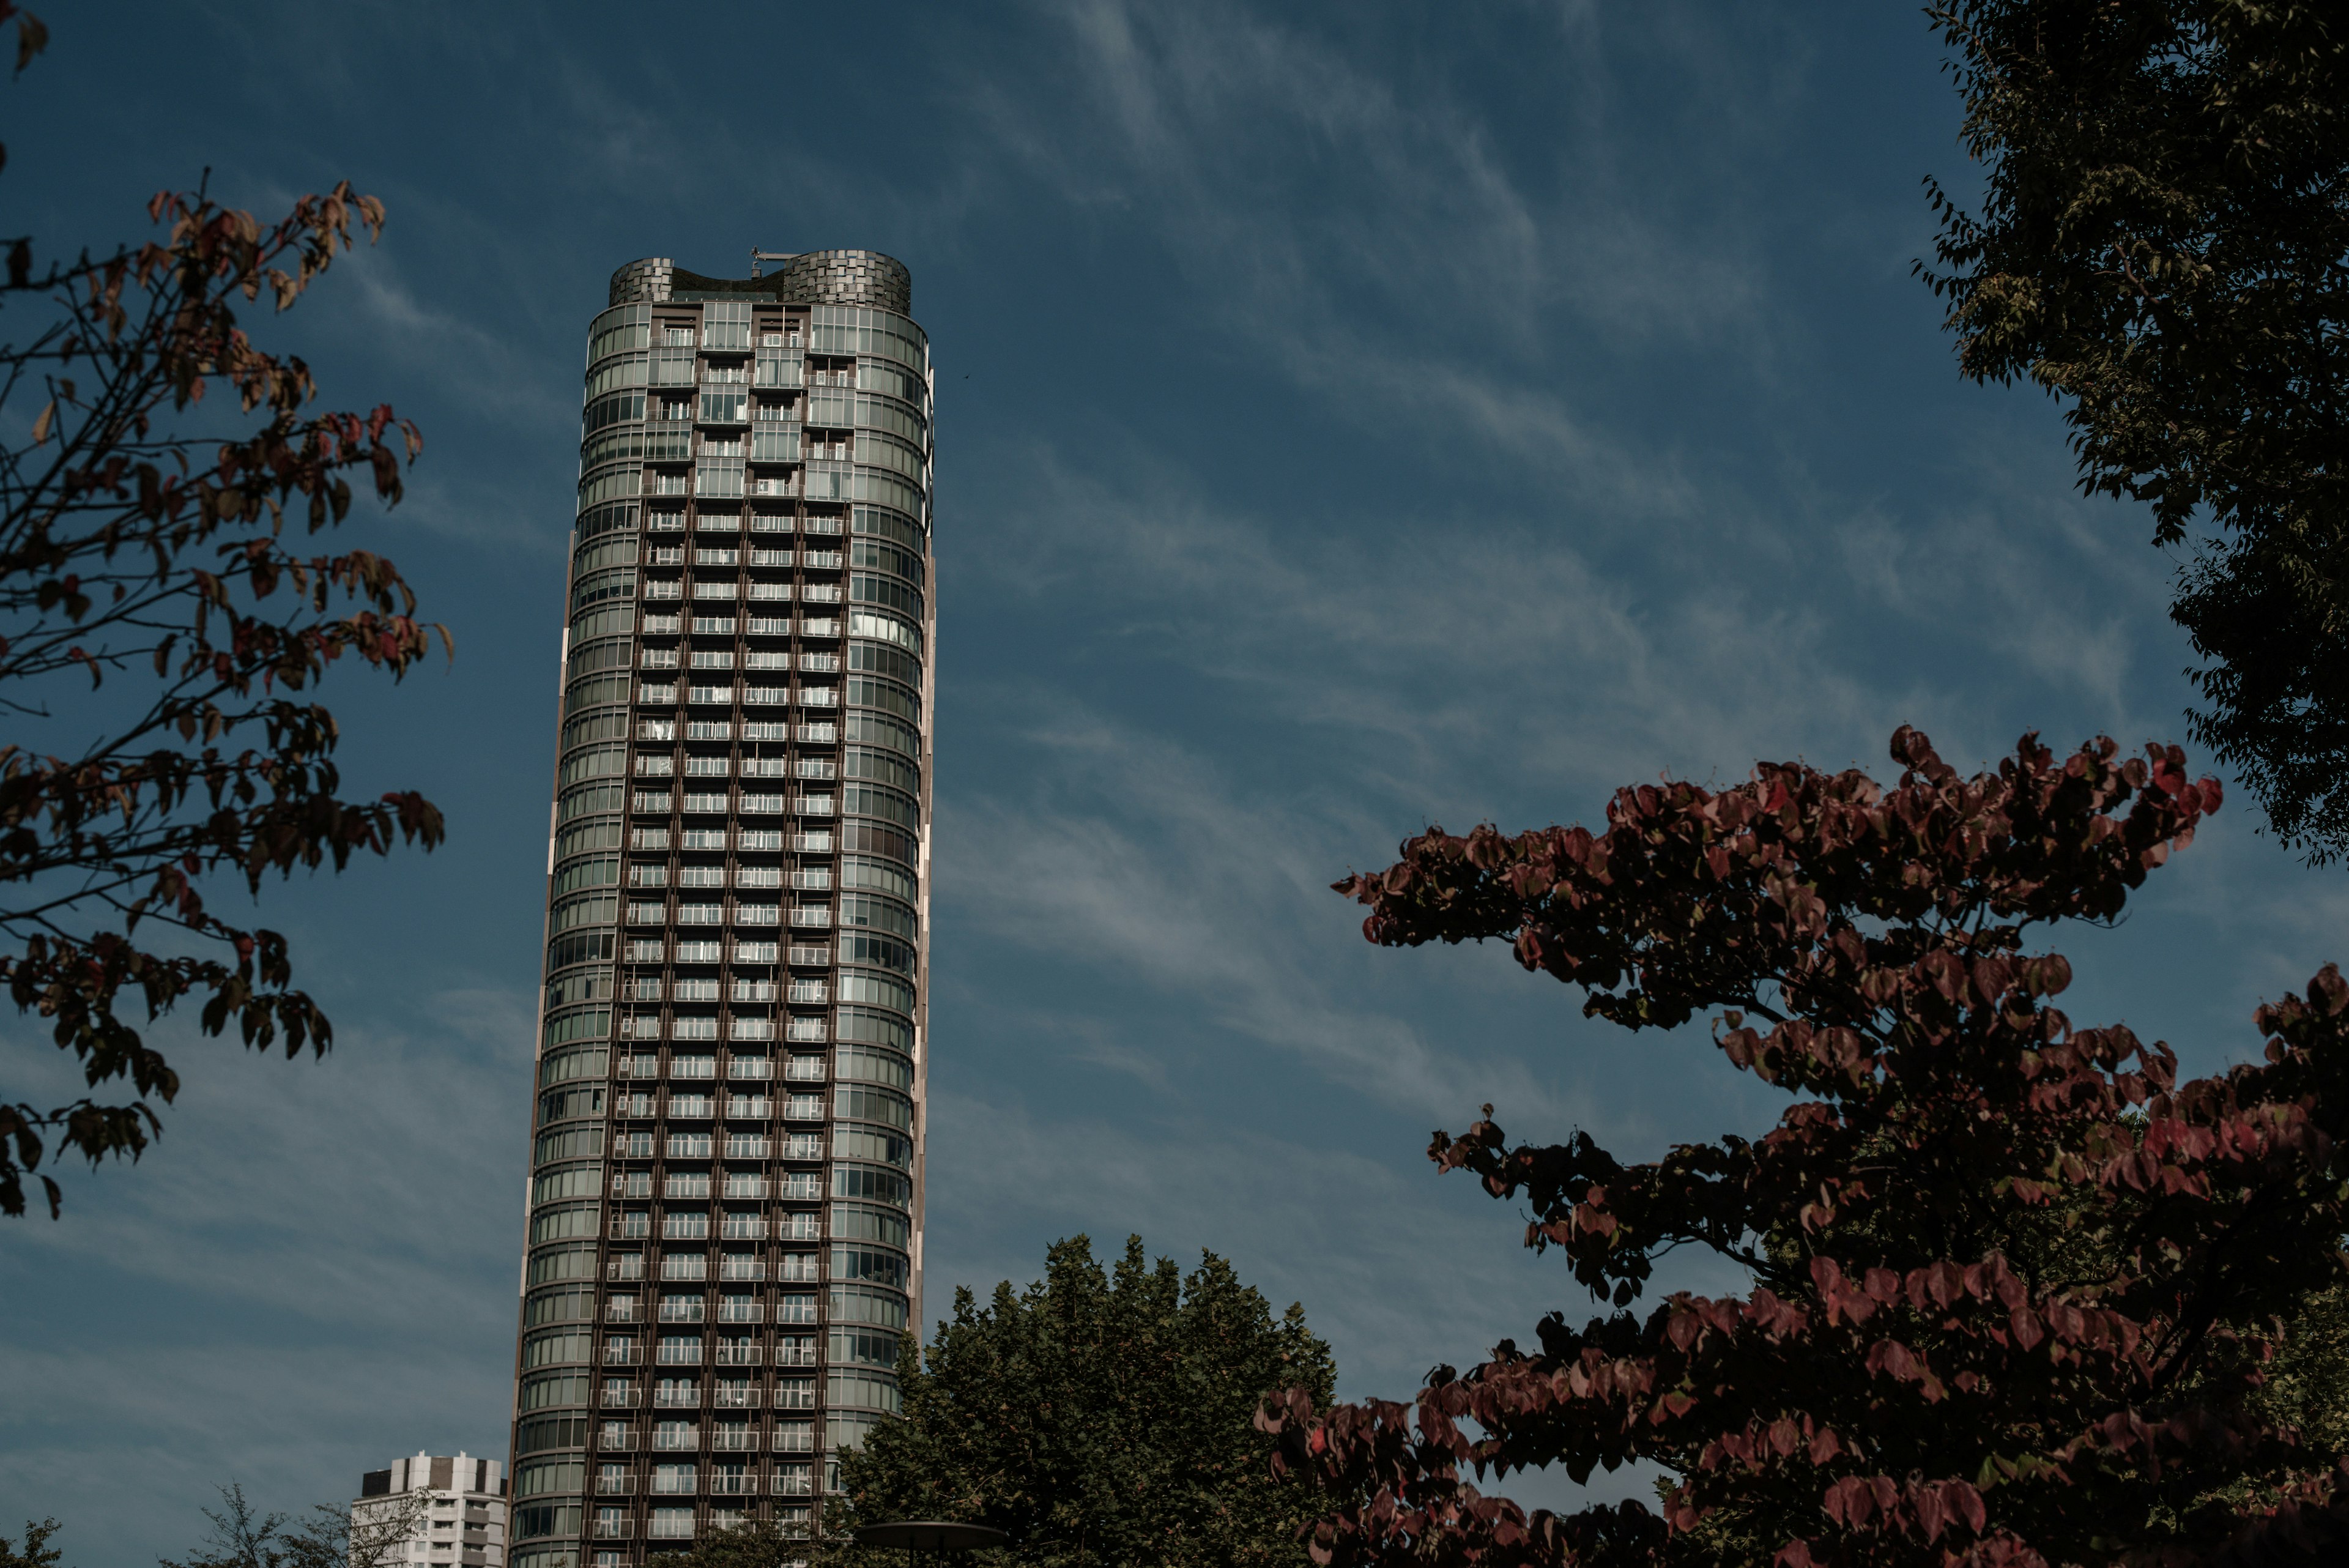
1921 2 2349 862
0 9 444 1216
1264 728 2349 1567
828 1235 1337 1568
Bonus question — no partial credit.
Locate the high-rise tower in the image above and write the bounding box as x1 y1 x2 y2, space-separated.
509 252 933 1568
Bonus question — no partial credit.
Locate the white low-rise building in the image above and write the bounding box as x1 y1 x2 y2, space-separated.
354 1452 508 1568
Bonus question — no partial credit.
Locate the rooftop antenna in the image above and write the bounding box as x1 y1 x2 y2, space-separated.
749 248 800 280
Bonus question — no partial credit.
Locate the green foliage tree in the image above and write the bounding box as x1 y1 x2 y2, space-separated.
0 7 445 1216
1920 1 2349 862
814 1235 1337 1568
1266 729 2349 1566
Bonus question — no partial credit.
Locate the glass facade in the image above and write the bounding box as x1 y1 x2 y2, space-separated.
511 252 932 1568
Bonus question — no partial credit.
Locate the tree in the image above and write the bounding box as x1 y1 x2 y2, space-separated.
160 1482 431 1568
1918 2 2349 863
1262 728 2349 1566
820 1235 1338 1568
0 7 445 1217
0 1518 65 1568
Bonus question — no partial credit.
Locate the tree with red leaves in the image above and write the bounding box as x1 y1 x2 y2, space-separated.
0 7 445 1218
1262 727 2349 1567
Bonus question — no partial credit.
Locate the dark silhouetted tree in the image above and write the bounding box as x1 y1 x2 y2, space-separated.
1921 2 2349 862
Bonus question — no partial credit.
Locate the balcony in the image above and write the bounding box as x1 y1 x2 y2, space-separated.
789 907 832 929
592 1520 634 1540
601 1389 640 1409
610 1216 650 1241
777 1255 820 1283
776 1342 818 1367
787 944 831 967
721 1175 770 1200
778 1213 822 1242
800 583 843 604
720 1217 768 1241
724 1136 772 1160
607 1259 645 1282
805 516 843 537
798 652 839 673
599 1429 637 1452
726 1097 773 1120
606 1300 644 1323
721 1258 766 1282
727 1057 774 1080
718 1301 765 1324
604 1344 642 1365
710 1469 760 1493
658 1301 707 1324
803 549 843 569
716 1343 763 1367
713 1385 761 1410
773 1470 814 1496
595 1476 636 1496
653 1388 702 1409
653 1427 700 1451
773 1426 815 1453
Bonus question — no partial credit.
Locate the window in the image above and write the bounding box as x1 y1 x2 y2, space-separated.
651 1462 696 1495
648 1506 694 1539
775 1376 815 1410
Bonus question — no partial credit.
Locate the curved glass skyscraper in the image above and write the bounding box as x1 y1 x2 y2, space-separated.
508 251 933 1568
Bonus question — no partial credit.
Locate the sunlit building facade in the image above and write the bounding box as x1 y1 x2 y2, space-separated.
508 251 934 1568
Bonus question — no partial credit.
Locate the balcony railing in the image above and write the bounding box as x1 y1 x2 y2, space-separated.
653 1427 700 1451
718 1302 765 1323
776 1342 818 1367
721 1259 766 1282
711 1426 760 1451
601 1389 640 1408
773 1427 815 1452
604 1345 642 1365
599 1429 637 1452
658 1301 707 1323
595 1477 636 1496
653 1388 701 1408
716 1343 762 1367
720 1218 768 1241
713 1386 761 1410
592 1520 634 1540
606 1301 644 1323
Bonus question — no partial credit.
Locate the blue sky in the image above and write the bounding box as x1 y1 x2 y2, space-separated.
4 2 2343 1561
